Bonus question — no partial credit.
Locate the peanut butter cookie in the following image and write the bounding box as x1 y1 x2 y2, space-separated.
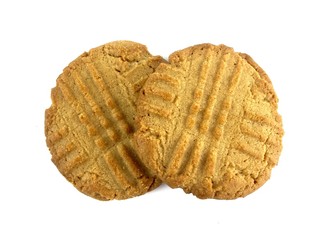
134 43 283 199
45 41 164 200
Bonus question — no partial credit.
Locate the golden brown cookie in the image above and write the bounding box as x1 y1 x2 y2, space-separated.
134 43 283 199
45 41 164 200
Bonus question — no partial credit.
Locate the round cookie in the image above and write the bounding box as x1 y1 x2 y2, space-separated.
134 43 283 199
45 41 164 200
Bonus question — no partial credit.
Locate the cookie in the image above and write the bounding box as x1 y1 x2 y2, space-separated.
45 41 164 200
134 43 283 199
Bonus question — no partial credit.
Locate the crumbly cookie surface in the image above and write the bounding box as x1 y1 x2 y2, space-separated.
134 43 283 199
45 41 163 200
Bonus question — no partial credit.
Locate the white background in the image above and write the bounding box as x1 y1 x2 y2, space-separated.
1 0 319 239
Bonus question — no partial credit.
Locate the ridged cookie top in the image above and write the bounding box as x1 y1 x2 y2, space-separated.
134 43 283 199
45 41 164 200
